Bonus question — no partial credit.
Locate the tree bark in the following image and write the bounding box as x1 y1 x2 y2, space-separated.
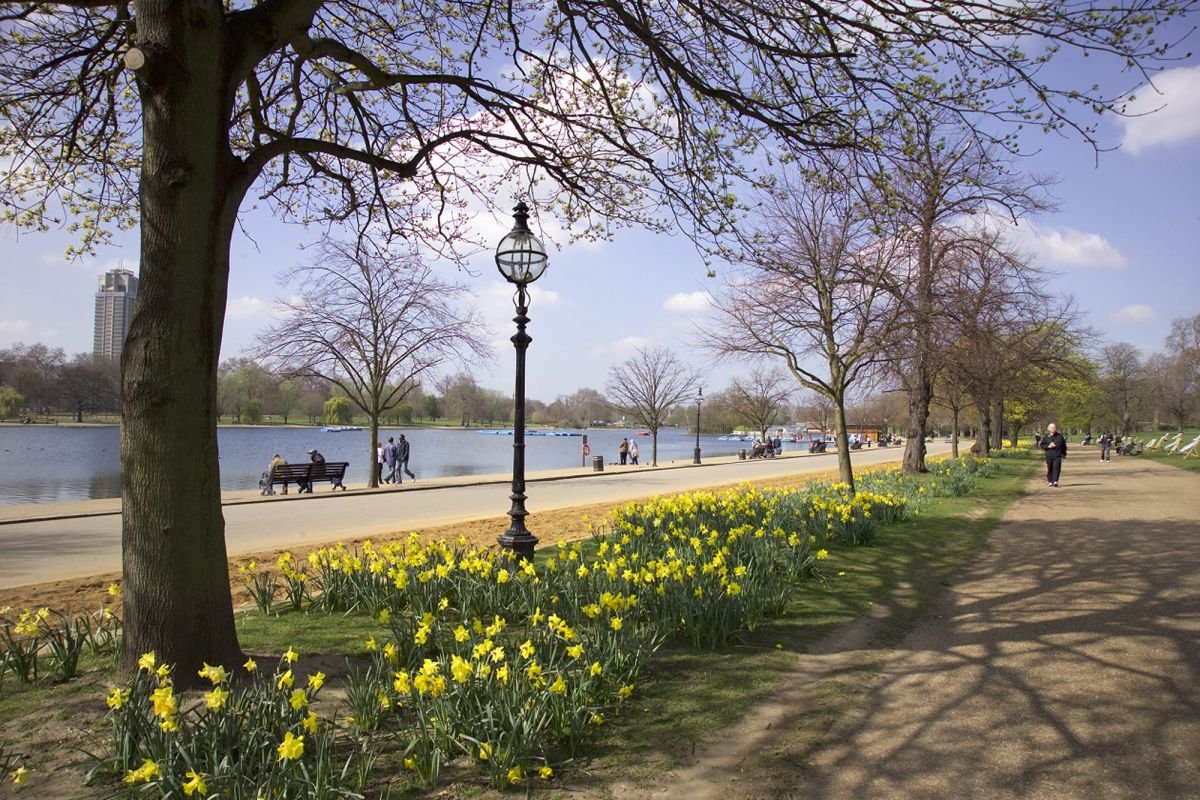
902 379 931 473
118 2 242 684
368 417 380 488
832 396 855 492
951 406 960 459
971 397 992 457
991 396 1004 451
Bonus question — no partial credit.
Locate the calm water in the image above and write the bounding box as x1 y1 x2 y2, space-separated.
0 425 753 504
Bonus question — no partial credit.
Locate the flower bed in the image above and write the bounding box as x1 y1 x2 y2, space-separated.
2 457 996 794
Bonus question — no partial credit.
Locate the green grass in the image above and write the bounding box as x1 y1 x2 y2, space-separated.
235 608 387 655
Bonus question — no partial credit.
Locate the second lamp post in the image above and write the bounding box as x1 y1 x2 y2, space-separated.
693 386 703 464
495 201 548 560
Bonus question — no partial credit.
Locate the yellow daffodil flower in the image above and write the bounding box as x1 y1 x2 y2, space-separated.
277 732 305 761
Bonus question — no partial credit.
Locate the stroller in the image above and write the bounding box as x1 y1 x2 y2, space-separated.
258 471 275 496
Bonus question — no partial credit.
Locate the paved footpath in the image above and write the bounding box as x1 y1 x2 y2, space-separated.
805 455 1200 799
0 444 944 589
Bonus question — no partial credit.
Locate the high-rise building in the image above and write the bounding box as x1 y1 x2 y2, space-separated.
93 268 139 361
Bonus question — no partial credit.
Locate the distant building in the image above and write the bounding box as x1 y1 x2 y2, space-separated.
93 268 138 361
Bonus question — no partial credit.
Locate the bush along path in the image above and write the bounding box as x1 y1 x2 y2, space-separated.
1 456 1003 798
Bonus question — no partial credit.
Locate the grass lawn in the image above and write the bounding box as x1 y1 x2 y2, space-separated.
0 456 1037 798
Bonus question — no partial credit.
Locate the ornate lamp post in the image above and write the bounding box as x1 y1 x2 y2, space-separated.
495 201 548 559
693 386 703 465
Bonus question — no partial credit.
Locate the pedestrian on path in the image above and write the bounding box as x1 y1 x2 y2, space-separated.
1099 431 1113 462
383 437 399 483
1039 422 1067 486
619 437 629 465
397 434 416 482
629 440 639 465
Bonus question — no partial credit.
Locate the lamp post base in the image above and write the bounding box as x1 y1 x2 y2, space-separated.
693 447 702 465
497 528 539 561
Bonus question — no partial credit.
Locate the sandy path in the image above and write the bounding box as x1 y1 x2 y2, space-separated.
607 455 1200 800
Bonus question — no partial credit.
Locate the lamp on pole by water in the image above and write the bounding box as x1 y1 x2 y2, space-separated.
693 386 703 465
495 201 548 560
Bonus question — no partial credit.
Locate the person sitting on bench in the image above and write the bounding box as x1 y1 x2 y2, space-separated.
298 449 324 493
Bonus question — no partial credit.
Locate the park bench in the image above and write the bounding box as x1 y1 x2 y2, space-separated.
262 462 349 494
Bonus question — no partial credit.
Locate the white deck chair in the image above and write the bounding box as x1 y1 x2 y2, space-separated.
1164 433 1184 453
1179 435 1200 459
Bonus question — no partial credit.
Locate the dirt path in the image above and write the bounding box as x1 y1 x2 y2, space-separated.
602 455 1200 800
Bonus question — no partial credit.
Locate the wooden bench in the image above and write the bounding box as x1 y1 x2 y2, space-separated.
262 462 349 494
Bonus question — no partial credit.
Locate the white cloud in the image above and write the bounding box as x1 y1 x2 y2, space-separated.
591 335 650 357
1005 219 1127 269
1111 304 1157 325
226 296 267 319
1119 65 1200 155
663 290 713 313
0 319 31 333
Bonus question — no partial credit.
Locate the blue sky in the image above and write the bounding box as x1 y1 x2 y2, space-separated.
2 53 1198 403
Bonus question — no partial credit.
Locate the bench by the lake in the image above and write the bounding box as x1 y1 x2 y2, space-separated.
262 462 349 494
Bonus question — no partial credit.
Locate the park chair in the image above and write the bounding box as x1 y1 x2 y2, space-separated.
1179 435 1200 459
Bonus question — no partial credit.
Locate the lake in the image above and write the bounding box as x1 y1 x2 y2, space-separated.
0 425 757 504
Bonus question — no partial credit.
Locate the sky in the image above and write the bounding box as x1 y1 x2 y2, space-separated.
2 31 1199 404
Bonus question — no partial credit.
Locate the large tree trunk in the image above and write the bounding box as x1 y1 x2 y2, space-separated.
902 379 931 473
119 3 242 684
951 406 960 459
991 396 1004 451
832 397 855 493
368 417 380 488
971 397 991 457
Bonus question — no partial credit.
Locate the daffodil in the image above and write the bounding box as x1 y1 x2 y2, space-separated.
538 765 554 780
137 652 156 672
204 686 230 711
303 711 319 733
289 689 309 710
123 759 162 784
243 656 257 673
106 687 129 709
507 765 523 784
11 766 29 785
283 646 299 664
276 732 305 761
478 742 493 761
198 662 228 685
182 769 206 796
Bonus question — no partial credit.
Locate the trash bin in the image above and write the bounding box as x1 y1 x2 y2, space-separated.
739 449 747 460
592 455 604 472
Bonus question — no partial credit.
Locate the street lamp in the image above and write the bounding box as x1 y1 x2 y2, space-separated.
495 201 548 560
693 386 703 464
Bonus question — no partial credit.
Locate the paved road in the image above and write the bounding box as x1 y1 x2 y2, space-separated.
0 444 946 589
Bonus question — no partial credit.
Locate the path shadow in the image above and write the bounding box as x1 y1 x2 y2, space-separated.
793 506 1200 799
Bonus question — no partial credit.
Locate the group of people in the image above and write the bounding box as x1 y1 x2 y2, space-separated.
262 447 326 494
617 437 640 465
375 435 416 484
751 434 783 458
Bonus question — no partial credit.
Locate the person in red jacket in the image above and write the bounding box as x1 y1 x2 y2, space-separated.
1039 423 1068 487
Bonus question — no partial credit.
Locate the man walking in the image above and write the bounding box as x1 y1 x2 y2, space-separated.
383 437 399 484
619 437 629 465
397 434 416 482
1099 431 1113 462
1039 423 1068 487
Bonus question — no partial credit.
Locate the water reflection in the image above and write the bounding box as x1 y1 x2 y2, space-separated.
0 425 743 504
